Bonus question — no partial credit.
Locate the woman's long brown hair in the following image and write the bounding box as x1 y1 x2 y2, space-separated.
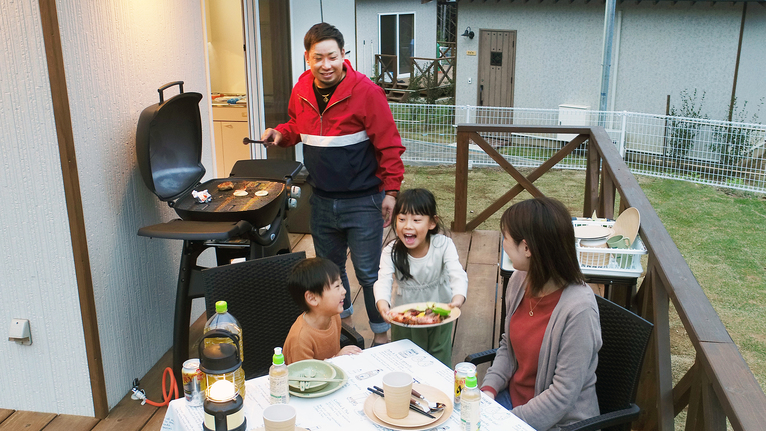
500 197 584 295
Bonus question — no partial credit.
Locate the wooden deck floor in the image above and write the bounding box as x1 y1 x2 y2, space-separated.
1 231 503 431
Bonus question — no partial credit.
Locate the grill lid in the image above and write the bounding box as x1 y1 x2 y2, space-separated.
136 81 205 202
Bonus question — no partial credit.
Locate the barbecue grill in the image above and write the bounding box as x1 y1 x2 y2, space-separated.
135 81 302 389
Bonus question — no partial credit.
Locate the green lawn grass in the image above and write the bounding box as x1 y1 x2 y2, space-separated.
401 165 766 395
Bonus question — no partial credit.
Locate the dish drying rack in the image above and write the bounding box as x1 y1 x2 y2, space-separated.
573 218 647 278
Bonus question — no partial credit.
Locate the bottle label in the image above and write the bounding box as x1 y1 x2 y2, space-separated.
460 397 481 431
269 370 289 404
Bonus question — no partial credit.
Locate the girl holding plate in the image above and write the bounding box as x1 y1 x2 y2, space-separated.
373 188 467 365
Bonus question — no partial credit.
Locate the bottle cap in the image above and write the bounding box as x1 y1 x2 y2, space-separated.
215 301 228 314
273 347 285 365
465 375 477 388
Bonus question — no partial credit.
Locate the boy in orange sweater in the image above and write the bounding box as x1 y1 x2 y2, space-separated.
283 257 363 364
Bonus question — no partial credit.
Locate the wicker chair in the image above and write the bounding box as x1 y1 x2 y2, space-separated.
202 252 364 379
465 295 653 431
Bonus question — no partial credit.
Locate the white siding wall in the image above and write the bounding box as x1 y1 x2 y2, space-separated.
0 0 91 416
1 0 212 414
456 1 758 120
55 0 212 410
614 2 740 120
355 0 437 78
735 4 766 121
457 1 604 110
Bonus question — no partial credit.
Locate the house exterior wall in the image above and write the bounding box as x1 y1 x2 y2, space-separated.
456 1 760 120
56 0 212 411
0 0 91 416
457 1 605 112
355 0 437 78
1 0 212 414
613 2 740 120
735 4 766 122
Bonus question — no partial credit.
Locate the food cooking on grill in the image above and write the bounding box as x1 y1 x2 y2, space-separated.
232 190 248 197
217 181 234 191
389 303 452 325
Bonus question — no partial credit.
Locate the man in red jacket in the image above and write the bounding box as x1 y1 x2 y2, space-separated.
261 22 405 346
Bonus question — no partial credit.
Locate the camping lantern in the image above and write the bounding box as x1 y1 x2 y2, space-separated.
199 330 246 399
202 380 246 431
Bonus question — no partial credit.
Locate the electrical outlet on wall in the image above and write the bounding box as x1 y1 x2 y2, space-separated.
9 318 32 345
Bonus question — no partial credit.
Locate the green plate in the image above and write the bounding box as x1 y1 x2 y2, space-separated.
289 362 348 398
288 359 336 392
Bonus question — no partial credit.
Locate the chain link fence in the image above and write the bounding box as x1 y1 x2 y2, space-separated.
390 103 766 194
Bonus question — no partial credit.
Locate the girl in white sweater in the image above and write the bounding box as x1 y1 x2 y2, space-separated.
373 189 467 365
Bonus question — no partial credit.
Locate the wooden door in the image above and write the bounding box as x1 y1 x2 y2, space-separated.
477 30 516 108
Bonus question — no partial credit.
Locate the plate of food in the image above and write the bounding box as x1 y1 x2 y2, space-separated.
388 302 461 328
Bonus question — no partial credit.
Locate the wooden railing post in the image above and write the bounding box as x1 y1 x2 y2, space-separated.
651 256 676 431
584 136 600 217
686 358 727 431
453 129 469 232
635 265 658 430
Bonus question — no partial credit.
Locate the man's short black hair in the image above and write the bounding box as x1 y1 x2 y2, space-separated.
287 257 342 312
304 22 344 52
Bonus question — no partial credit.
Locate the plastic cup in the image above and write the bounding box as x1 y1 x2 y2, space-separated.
382 371 413 419
607 235 631 249
263 404 296 431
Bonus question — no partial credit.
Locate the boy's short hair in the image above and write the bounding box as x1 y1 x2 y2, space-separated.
304 22 344 52
287 257 342 312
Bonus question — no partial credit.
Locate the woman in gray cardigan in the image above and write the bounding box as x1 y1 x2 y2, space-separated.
481 198 602 431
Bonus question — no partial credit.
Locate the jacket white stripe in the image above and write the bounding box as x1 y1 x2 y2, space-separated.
300 130 369 148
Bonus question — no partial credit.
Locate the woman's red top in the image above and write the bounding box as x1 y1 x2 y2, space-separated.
507 288 563 407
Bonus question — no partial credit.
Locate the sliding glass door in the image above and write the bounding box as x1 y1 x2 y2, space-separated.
379 13 414 78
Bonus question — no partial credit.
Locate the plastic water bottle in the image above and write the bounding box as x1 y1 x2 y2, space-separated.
460 372 481 431
269 347 289 404
204 301 244 362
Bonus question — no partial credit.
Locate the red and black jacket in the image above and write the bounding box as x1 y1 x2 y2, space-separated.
275 60 405 198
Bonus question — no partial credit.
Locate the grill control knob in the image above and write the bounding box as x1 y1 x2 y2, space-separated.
290 186 302 199
288 198 298 209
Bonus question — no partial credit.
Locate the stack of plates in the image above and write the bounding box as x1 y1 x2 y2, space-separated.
287 359 348 398
363 383 453 431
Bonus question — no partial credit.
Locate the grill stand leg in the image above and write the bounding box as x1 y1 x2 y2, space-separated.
173 240 207 394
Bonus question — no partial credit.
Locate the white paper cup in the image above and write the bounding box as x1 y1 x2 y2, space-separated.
382 371 413 419
263 404 296 431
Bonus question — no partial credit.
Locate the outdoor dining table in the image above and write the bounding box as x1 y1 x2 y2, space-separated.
161 338 533 431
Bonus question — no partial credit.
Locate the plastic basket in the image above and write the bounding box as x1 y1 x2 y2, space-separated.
573 218 647 277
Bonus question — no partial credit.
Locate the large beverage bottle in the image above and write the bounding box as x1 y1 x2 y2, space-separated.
204 301 244 362
460 372 481 431
269 347 289 404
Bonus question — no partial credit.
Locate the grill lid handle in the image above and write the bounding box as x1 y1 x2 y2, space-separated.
158 81 185 104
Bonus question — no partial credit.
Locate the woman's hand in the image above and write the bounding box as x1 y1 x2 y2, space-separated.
482 390 496 400
377 300 392 323
449 294 466 309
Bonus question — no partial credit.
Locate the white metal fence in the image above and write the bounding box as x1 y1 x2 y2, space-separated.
391 103 766 194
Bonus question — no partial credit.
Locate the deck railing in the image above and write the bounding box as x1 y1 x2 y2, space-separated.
410 56 455 89
453 124 766 430
374 54 397 87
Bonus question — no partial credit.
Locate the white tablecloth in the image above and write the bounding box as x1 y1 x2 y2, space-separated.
161 339 532 431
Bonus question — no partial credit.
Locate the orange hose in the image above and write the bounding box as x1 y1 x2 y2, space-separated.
143 367 180 407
